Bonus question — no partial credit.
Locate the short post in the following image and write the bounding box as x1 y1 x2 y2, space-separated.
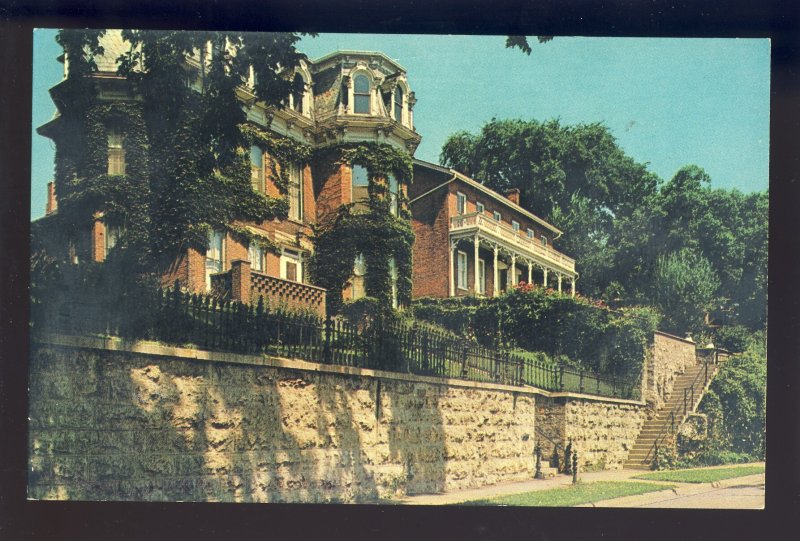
534 443 544 479
564 440 573 475
230 259 252 304
579 369 585 393
460 341 470 377
572 449 578 484
323 313 332 363
559 366 565 391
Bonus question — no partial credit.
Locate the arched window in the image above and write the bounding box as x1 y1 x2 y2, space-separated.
394 85 403 123
354 74 370 114
291 72 305 114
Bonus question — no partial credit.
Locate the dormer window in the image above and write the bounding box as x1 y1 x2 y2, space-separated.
394 85 403 123
354 74 370 114
290 73 305 114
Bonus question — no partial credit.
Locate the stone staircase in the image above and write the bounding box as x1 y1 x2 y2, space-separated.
624 360 717 470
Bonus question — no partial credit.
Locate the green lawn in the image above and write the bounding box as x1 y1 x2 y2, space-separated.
460 481 674 507
633 465 765 484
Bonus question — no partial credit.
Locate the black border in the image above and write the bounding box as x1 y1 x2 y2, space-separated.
2 1 799 539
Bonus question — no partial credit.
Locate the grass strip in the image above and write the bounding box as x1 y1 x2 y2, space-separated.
459 481 674 507
633 465 765 484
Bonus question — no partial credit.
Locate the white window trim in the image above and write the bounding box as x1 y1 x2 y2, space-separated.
351 164 370 206
205 230 225 291
456 192 467 215
527 228 535 239
248 242 264 272
350 70 373 115
493 211 502 222
512 220 520 233
542 236 548 247
280 249 303 283
476 202 485 214
288 162 304 222
457 250 468 290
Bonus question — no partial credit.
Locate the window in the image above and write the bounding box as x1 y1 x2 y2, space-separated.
527 228 535 239
248 242 264 272
456 192 467 215
394 85 403 123
512 220 520 233
493 211 502 222
389 257 398 308
457 251 468 290
542 236 548 247
352 164 369 210
478 258 486 295
354 74 370 114
288 162 303 221
290 72 305 114
281 249 302 283
476 202 485 214
352 253 366 299
388 174 399 216
250 145 264 192
205 230 224 291
105 224 122 257
107 130 126 175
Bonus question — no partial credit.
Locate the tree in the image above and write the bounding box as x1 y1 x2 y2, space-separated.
650 248 720 336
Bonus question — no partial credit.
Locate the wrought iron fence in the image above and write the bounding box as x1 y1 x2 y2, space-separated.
31 284 640 399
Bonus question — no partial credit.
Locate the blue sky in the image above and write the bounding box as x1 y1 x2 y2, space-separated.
31 29 770 219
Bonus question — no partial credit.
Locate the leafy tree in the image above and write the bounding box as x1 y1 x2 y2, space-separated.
505 36 553 55
650 248 720 336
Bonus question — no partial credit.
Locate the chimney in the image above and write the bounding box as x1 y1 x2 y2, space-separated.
46 181 58 215
505 188 520 206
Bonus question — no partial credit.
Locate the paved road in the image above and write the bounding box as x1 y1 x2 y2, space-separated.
397 463 765 509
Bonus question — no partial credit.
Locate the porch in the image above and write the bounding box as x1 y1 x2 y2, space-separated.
449 212 578 297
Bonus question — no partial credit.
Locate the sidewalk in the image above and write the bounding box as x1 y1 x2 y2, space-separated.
396 463 765 508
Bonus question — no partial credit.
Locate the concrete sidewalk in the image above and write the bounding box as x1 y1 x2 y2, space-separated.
396 463 765 508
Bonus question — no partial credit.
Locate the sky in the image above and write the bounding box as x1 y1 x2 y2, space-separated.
31 29 770 219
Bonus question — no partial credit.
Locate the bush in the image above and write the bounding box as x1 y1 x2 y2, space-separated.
713 325 762 353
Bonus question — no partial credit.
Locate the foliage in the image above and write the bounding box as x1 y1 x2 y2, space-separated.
649 248 720 337
634 464 764 483
461 481 674 507
696 348 767 461
411 285 660 378
439 121 767 336
505 35 554 56
48 29 308 282
713 325 763 353
309 144 415 315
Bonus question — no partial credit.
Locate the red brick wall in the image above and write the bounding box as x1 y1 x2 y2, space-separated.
91 219 105 263
410 167 451 298
314 157 349 225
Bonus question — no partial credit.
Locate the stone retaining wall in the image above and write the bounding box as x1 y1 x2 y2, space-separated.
28 335 537 503
645 331 698 410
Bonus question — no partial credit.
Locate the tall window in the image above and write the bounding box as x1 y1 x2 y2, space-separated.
478 258 486 295
457 251 468 290
248 242 264 272
394 85 403 123
107 130 126 175
352 164 370 211
105 224 122 257
456 192 467 215
281 249 302 283
354 74 370 114
250 145 264 192
389 257 398 308
352 253 366 299
288 162 303 221
205 230 224 291
388 174 399 215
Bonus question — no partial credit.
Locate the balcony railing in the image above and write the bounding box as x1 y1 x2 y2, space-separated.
450 212 575 273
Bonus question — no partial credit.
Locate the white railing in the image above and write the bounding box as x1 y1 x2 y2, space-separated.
450 212 576 273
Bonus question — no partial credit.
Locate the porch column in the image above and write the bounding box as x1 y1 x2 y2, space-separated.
493 245 499 296
527 261 532 284
543 268 549 288
473 233 480 294
571 276 577 298
449 239 456 297
557 273 562 293
511 254 517 287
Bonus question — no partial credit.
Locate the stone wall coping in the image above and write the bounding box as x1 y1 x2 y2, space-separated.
654 330 697 346
33 333 645 406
